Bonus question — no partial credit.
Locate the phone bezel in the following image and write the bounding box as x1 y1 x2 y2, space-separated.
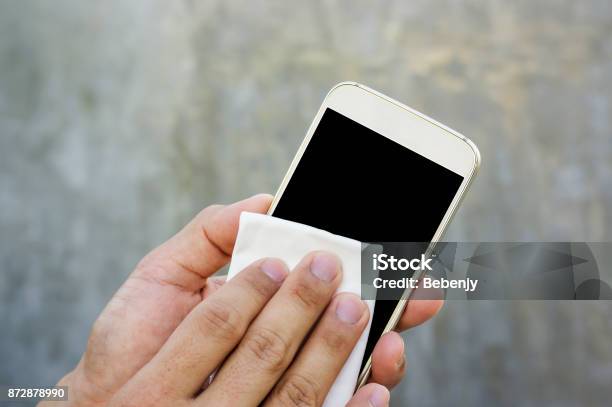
267 81 481 390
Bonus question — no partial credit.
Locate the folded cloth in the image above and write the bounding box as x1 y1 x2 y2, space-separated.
227 212 375 407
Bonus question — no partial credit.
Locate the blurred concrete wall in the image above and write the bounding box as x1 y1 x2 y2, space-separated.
1 1 611 406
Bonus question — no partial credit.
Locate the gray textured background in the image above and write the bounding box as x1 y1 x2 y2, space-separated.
1 1 612 406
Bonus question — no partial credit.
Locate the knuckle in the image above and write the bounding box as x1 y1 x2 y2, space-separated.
290 281 323 310
244 327 290 373
241 267 275 299
198 299 242 341
134 253 154 272
274 373 320 407
321 327 352 351
89 318 107 343
197 203 224 219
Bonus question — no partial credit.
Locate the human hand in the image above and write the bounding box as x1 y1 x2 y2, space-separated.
45 194 443 406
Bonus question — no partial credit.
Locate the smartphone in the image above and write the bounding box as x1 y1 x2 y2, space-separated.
267 82 480 389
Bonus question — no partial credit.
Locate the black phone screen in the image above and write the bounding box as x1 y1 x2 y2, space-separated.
271 108 464 373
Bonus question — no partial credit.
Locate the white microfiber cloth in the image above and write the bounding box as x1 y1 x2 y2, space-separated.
227 212 375 407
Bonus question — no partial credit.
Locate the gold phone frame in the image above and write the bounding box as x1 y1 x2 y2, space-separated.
266 82 481 391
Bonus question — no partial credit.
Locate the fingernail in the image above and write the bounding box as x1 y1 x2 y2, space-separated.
310 253 340 282
261 258 289 282
335 295 366 325
392 333 406 369
397 353 406 371
369 385 390 407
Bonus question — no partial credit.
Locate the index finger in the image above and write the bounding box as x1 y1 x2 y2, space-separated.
111 257 289 403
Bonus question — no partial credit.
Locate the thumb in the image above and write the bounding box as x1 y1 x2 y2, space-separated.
137 193 273 291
